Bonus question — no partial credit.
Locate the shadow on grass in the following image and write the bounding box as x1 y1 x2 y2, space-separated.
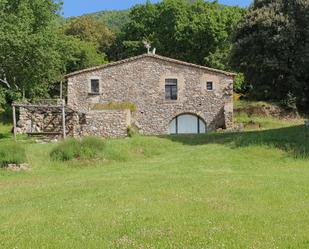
161 125 309 158
0 108 13 125
0 133 11 140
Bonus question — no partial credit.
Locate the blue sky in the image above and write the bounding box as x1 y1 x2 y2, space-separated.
62 0 252 17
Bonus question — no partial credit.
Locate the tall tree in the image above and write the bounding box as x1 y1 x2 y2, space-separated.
108 0 244 69
0 0 64 101
59 35 107 74
63 16 115 54
231 0 309 111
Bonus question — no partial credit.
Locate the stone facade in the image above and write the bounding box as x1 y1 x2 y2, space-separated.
17 108 131 138
66 53 234 136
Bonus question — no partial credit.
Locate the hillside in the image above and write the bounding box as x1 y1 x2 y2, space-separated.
85 10 130 31
1 122 309 248
1 101 309 248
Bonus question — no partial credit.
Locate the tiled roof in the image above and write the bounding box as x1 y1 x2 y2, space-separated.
65 53 236 78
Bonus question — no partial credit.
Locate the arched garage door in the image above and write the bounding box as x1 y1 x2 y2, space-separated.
168 114 207 134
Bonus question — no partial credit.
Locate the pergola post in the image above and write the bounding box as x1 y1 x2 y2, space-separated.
12 105 17 141
60 81 63 100
62 102 66 139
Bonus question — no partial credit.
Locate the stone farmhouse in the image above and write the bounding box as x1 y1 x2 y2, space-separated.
16 53 235 138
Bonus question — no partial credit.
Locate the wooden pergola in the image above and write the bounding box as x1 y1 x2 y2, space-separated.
12 100 68 141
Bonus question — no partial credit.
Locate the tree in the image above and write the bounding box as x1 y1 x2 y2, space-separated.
59 35 107 74
87 10 130 32
231 0 309 111
63 16 115 54
0 0 64 102
108 0 244 69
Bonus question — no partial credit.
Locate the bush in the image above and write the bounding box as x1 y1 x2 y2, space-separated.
233 73 245 94
50 137 105 161
0 142 26 167
127 125 139 137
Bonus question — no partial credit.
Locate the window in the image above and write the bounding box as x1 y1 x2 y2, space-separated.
90 79 100 94
206 81 213 91
165 79 178 100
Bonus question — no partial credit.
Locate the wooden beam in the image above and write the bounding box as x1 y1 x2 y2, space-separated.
12 103 62 109
62 103 66 139
60 81 63 100
12 105 17 141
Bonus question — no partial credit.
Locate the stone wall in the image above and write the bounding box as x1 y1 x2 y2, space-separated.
17 108 79 137
67 54 234 135
79 109 131 138
224 103 234 129
17 107 131 138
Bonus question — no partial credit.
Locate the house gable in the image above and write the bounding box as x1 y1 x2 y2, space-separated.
65 53 236 79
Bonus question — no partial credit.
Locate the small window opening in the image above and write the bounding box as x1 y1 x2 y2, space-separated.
165 79 178 100
90 79 100 94
206 81 213 91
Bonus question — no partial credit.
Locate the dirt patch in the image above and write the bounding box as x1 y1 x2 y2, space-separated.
7 163 31 172
244 121 261 130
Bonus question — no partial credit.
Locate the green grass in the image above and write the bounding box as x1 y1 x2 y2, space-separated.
0 125 309 248
234 112 304 130
1 104 309 248
50 137 106 161
0 141 27 167
0 107 13 140
233 100 274 109
0 122 11 138
233 99 304 130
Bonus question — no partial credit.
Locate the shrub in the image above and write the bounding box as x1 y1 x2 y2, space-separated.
233 73 245 94
0 142 26 167
50 137 105 161
127 125 139 137
233 93 242 102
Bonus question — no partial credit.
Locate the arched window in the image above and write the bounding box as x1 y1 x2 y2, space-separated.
168 114 207 134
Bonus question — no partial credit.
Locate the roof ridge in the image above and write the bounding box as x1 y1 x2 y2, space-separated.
65 53 236 78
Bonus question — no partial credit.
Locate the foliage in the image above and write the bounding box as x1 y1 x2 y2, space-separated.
58 35 107 74
280 91 297 111
127 125 140 137
63 15 115 54
92 102 137 113
50 137 105 161
0 1 110 108
108 0 245 70
231 0 309 112
233 73 245 93
0 0 65 102
233 92 242 102
86 10 130 32
0 141 26 167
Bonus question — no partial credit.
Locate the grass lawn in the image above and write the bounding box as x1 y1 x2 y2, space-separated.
1 117 309 248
